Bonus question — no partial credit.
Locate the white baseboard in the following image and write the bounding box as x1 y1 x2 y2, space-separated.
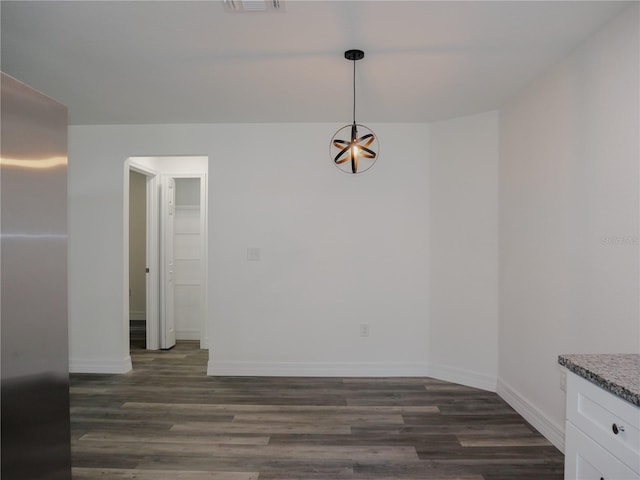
496 377 565 452
176 329 200 341
208 360 430 377
428 362 497 392
69 356 133 374
207 360 498 394
129 311 145 321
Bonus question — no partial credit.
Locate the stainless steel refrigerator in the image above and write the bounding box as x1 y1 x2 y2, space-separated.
1 72 72 479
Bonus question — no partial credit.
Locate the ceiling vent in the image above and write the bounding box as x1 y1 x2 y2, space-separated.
223 0 285 13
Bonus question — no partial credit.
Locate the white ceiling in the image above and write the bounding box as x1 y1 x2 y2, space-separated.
1 1 630 125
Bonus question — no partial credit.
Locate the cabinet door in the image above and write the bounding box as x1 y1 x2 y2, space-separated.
567 373 640 471
565 423 639 480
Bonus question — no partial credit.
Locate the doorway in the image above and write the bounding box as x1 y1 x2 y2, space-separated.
127 160 160 351
129 170 147 349
125 156 208 358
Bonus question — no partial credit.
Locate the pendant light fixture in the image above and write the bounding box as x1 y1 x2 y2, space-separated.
330 49 378 174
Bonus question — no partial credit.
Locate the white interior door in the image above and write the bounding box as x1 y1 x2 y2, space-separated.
128 160 160 351
160 176 176 349
173 178 202 343
144 173 159 351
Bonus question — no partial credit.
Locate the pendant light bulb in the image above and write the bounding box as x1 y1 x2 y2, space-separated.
351 145 359 173
351 123 359 165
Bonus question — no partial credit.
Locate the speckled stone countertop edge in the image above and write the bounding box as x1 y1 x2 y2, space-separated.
558 354 639 407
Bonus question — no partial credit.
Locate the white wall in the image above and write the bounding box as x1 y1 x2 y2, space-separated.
207 124 433 375
428 111 499 390
498 3 639 451
68 124 425 374
68 119 499 381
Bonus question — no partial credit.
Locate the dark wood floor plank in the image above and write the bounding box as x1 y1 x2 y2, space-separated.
122 402 440 415
170 420 353 435
70 341 564 479
134 455 355 476
72 467 259 479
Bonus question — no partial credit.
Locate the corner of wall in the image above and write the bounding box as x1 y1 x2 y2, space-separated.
428 362 498 392
496 377 565 452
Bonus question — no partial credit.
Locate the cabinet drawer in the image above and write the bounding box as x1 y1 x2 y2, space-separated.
565 422 640 480
567 373 640 473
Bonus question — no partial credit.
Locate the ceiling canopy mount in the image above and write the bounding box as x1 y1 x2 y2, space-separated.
344 49 365 61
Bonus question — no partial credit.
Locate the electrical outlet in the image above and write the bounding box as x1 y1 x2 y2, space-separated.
247 247 261 261
359 324 370 337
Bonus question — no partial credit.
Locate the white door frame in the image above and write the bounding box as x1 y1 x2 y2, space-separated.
126 159 160 350
198 173 208 350
124 156 208 355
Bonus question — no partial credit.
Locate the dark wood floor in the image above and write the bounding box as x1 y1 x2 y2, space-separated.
70 341 564 479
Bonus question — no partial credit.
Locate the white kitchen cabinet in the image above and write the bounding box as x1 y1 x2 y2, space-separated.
564 371 640 480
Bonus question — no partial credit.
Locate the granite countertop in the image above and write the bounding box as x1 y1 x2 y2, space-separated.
558 353 639 407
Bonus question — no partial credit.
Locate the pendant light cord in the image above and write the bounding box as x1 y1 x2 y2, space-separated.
352 59 356 125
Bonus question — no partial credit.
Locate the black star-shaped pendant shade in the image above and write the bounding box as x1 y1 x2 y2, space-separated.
332 123 377 174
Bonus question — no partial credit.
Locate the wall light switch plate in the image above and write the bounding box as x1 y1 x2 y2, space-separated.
247 247 261 261
360 324 370 337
